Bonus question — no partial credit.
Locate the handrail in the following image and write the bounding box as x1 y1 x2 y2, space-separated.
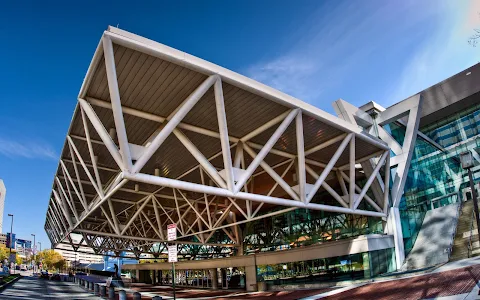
448 199 462 259
467 209 475 258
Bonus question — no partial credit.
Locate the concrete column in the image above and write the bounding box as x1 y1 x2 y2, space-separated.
94 283 99 295
100 285 107 297
90 281 94 291
210 268 218 289
158 270 163 285
386 206 405 269
221 268 227 288
152 269 157 284
245 265 257 292
108 286 115 299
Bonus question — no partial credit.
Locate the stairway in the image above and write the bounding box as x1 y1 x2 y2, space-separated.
402 203 460 270
450 199 480 261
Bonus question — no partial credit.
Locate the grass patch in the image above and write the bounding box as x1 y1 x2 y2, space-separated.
2 274 20 284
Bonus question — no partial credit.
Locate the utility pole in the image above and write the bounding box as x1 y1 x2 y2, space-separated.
31 234 36 274
8 214 13 274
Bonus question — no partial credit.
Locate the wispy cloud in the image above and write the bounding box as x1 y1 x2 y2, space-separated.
244 1 392 105
244 0 480 110
0 137 57 160
387 0 480 105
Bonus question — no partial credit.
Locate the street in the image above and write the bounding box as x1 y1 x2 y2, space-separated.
0 271 100 299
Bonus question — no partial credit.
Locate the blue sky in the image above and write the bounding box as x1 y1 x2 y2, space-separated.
0 0 479 250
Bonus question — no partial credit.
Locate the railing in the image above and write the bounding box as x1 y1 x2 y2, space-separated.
448 199 462 259
468 209 476 258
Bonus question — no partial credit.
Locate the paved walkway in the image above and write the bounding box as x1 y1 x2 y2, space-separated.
0 275 101 299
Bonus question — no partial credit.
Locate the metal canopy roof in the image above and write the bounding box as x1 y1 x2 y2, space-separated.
45 26 390 257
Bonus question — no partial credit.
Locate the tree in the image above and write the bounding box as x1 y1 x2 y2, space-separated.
468 13 480 47
37 249 65 271
0 245 8 263
15 255 23 265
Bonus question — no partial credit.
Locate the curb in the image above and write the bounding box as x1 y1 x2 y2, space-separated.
0 275 22 292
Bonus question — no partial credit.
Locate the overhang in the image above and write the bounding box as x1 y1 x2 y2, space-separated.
44 26 390 257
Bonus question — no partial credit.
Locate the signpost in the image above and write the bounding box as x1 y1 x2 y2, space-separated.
167 224 177 300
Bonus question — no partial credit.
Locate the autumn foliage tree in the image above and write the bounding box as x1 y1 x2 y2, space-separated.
37 249 66 271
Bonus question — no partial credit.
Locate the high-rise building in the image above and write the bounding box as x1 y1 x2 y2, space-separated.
0 180 5 233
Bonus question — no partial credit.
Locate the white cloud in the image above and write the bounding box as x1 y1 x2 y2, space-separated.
244 0 480 110
387 0 480 105
0 137 57 160
243 1 401 107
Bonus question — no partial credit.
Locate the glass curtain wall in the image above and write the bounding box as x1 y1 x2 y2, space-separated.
243 208 383 254
387 122 463 255
257 248 395 286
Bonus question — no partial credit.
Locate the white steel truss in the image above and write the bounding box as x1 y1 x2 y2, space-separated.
333 94 422 268
45 27 391 258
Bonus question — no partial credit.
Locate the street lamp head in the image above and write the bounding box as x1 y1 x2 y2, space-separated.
31 234 35 236
460 151 475 169
7 214 12 217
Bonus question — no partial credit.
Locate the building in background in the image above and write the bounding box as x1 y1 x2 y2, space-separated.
0 233 7 247
54 233 103 266
15 238 32 258
0 180 5 233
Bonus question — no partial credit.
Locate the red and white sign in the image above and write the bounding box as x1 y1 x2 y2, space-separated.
168 245 177 263
167 224 177 241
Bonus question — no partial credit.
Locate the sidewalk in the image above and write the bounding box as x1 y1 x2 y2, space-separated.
298 256 480 300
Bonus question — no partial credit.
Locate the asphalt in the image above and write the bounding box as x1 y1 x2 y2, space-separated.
0 272 101 299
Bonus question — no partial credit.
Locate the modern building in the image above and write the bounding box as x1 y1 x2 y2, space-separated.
54 233 103 265
15 238 32 258
43 26 480 291
0 233 7 247
0 180 6 233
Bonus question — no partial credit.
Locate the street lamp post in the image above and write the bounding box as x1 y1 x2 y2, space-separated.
31 234 36 274
7 214 13 274
460 151 480 239
38 242 42 272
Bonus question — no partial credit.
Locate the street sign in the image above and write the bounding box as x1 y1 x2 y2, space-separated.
168 245 177 263
167 224 177 241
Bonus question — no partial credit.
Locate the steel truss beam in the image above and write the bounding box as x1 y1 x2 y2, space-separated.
46 31 390 258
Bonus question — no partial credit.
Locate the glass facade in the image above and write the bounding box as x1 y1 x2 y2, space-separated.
257 248 396 286
386 102 480 255
243 208 383 254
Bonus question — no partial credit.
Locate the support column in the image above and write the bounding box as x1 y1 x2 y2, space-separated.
152 270 157 285
386 207 405 269
210 268 218 289
245 265 257 292
221 268 227 289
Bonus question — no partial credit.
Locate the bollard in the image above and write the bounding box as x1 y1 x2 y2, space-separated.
133 291 141 300
152 296 163 300
119 290 127 300
108 286 115 299
100 285 107 297
94 283 99 295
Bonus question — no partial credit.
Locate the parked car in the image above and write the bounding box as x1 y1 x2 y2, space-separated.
40 271 50 279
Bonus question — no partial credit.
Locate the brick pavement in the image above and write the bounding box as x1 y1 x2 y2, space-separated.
323 265 480 300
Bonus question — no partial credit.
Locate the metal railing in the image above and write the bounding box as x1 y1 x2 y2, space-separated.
468 209 476 258
448 200 463 259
